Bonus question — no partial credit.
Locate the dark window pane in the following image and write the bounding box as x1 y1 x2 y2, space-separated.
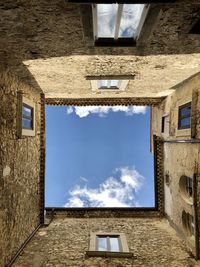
23 105 32 118
22 118 32 129
180 105 191 117
180 117 191 128
109 237 120 252
161 117 165 133
97 237 107 251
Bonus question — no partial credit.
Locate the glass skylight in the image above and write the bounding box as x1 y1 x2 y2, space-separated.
95 4 145 39
98 80 119 89
119 4 145 38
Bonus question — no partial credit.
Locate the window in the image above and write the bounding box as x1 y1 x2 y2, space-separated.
182 211 195 237
161 116 165 133
17 94 36 137
97 235 121 252
91 79 129 92
93 4 149 46
98 80 120 90
178 102 191 130
86 232 133 258
179 175 193 204
22 103 33 130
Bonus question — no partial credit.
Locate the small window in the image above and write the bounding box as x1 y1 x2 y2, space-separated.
93 4 149 46
178 102 191 130
97 235 121 252
182 211 195 237
22 103 34 130
179 175 193 204
161 116 165 133
18 95 36 137
86 232 133 258
91 79 129 92
98 80 120 90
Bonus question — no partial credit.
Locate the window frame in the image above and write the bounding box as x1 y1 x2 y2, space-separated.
17 93 36 138
92 3 149 46
90 79 129 92
86 232 133 258
178 102 191 130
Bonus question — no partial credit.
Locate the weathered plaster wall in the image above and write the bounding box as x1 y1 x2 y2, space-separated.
163 143 200 252
0 71 42 267
13 217 199 267
152 73 200 141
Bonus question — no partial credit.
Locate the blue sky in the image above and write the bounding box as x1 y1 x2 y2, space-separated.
45 106 154 208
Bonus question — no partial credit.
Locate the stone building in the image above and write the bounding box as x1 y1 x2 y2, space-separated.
0 0 200 266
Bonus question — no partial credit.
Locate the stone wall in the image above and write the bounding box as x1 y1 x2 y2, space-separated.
151 72 200 141
0 1 200 98
151 73 200 255
163 142 200 254
0 71 42 267
13 217 199 267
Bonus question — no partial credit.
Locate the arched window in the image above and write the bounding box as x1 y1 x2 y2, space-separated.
182 211 195 236
179 175 193 204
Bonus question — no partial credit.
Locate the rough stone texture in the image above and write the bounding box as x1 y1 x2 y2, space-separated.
0 1 200 97
0 71 42 267
13 217 200 267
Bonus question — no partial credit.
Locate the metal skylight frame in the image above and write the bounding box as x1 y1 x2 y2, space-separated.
92 3 150 42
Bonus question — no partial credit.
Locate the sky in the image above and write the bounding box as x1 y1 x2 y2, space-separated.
97 4 144 38
45 105 155 208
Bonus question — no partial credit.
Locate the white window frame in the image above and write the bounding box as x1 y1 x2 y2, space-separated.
92 4 149 41
91 79 129 92
86 232 133 258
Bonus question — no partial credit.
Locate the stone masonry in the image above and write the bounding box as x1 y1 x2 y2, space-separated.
0 71 42 267
13 217 200 267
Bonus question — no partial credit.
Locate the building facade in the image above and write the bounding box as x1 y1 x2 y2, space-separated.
0 0 200 266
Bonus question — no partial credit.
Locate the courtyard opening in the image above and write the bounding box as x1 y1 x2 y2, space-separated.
45 105 155 208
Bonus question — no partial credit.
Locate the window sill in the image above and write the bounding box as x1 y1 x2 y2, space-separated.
86 251 133 258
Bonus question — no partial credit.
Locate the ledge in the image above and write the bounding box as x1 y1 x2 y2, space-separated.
86 251 134 258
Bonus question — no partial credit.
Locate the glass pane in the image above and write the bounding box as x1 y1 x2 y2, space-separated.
109 237 120 252
119 4 145 38
97 4 118 38
110 80 119 87
97 237 107 251
99 80 108 88
23 105 32 118
180 105 191 117
180 117 191 128
22 118 32 129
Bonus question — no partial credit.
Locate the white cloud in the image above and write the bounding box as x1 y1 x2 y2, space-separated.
66 106 73 114
63 166 144 207
66 106 146 118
